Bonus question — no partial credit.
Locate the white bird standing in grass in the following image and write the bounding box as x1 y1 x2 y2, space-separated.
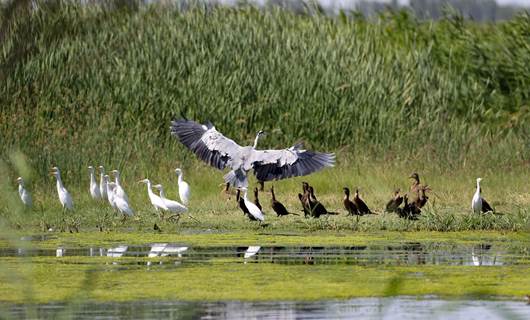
139 179 168 212
174 168 190 205
16 177 32 208
472 178 494 214
109 182 134 217
104 176 117 210
98 166 107 201
111 169 129 202
88 166 101 200
153 184 187 214
50 167 73 211
240 187 264 222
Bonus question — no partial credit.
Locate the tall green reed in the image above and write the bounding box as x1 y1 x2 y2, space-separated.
0 1 528 186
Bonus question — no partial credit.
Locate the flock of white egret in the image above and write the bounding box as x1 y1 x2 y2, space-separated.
13 118 495 225
15 166 192 221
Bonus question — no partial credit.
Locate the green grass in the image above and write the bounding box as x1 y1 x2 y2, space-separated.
0 160 529 232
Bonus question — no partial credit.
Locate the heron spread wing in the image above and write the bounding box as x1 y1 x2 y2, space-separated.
250 144 335 181
170 119 242 170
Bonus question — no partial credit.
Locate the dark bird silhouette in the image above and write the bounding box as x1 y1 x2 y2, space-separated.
300 182 312 217
413 185 430 209
271 186 297 217
409 173 422 194
397 195 421 220
253 187 262 211
298 193 311 217
353 188 372 215
154 223 161 232
481 198 494 213
343 187 359 216
385 189 404 213
310 200 336 218
308 186 337 217
308 186 318 202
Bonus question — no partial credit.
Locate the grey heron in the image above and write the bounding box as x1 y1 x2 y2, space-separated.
170 119 335 188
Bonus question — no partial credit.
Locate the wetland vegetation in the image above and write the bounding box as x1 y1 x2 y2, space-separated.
0 1 529 317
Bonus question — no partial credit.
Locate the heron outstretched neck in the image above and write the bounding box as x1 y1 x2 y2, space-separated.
253 130 265 148
170 119 335 188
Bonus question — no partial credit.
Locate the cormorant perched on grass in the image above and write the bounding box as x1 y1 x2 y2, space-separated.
385 189 403 213
353 188 373 215
270 186 297 217
343 187 359 216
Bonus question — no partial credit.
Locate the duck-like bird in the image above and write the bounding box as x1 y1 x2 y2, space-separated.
343 187 359 216
353 188 372 215
385 189 403 213
170 119 335 188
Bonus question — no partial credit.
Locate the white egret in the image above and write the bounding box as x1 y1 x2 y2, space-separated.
170 119 335 188
152 184 187 213
240 187 264 222
472 178 493 214
109 182 134 217
88 166 101 200
174 168 190 205
104 175 117 210
16 177 32 208
50 167 74 211
139 179 168 212
111 169 129 202
98 165 107 200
